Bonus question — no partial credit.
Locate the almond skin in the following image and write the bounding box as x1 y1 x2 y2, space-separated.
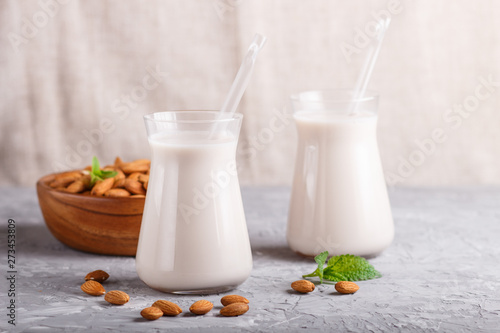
104 290 130 305
220 303 249 317
220 295 249 306
65 180 86 193
81 280 105 296
140 307 163 320
152 300 182 316
120 161 150 174
127 172 142 181
84 270 110 283
50 172 82 188
189 300 213 315
91 178 115 196
291 280 315 293
335 281 360 294
104 188 131 197
124 179 146 195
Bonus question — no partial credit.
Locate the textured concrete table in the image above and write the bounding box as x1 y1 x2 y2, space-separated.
1 187 500 332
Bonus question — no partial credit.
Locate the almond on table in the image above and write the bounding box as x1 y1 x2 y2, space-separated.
81 280 105 296
141 307 163 320
291 280 315 293
104 290 130 305
85 270 110 283
189 300 213 315
152 300 182 316
220 295 249 306
220 303 249 317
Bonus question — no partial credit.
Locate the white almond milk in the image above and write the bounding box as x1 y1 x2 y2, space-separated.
287 111 394 257
136 132 252 293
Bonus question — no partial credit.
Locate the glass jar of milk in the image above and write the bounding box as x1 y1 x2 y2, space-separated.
287 90 394 257
136 111 252 294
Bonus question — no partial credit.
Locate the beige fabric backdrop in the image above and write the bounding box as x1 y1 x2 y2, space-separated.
1 0 500 187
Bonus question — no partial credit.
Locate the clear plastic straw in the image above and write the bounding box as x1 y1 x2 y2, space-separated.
210 33 266 137
348 17 391 115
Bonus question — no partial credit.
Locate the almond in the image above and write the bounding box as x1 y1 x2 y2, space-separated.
220 295 249 306
140 306 163 320
120 161 150 174
127 172 142 181
138 174 149 183
152 300 182 316
113 178 126 189
65 180 86 193
114 169 126 181
143 180 148 190
91 178 115 196
50 171 82 188
189 300 213 315
104 188 131 197
335 281 359 294
84 270 110 283
124 179 146 195
81 280 105 296
291 280 315 293
104 290 130 305
220 303 249 317
131 194 146 198
114 156 123 167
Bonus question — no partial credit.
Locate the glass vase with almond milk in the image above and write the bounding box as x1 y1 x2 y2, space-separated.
287 90 394 257
136 111 252 294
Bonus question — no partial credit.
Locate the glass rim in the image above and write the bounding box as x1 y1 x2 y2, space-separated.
290 89 379 104
143 111 243 124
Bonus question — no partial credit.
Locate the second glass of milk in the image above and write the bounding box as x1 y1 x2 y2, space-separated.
136 111 252 294
287 90 394 258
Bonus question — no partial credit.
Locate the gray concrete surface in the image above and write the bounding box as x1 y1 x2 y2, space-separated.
1 187 499 332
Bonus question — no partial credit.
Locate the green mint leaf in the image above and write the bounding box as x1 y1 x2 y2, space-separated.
91 156 101 175
90 156 105 186
100 170 118 178
302 268 319 278
314 251 329 283
323 254 381 282
303 253 381 283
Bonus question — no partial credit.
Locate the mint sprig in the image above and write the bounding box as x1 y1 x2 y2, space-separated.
303 252 381 283
90 156 117 186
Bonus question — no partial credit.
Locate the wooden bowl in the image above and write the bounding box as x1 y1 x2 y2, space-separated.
36 172 145 256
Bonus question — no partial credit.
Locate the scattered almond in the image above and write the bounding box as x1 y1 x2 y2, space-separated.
335 281 359 294
291 280 315 293
189 300 213 315
104 290 130 305
104 188 131 197
140 306 163 320
220 303 249 317
220 295 249 306
124 179 146 195
152 300 182 316
84 270 110 283
81 280 105 296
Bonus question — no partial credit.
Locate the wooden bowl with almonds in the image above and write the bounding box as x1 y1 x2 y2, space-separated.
36 157 149 256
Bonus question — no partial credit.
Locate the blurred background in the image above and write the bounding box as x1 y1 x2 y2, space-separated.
1 0 499 187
